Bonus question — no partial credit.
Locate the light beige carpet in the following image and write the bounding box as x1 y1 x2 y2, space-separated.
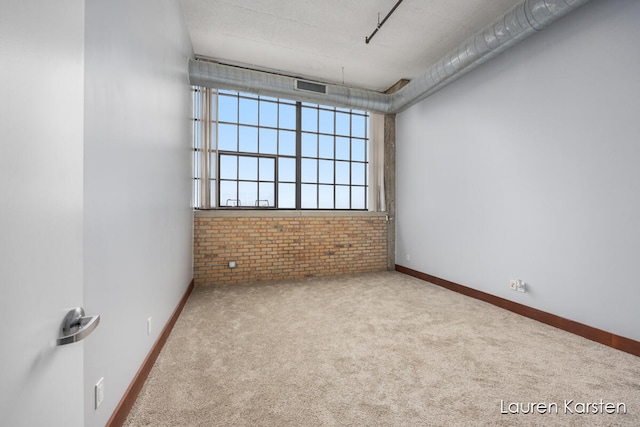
124 271 640 426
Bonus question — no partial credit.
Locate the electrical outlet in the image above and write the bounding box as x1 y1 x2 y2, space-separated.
228 260 237 268
95 377 104 409
406 254 411 261
510 279 526 293
147 317 152 335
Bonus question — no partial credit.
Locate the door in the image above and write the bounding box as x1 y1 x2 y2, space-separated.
0 1 86 426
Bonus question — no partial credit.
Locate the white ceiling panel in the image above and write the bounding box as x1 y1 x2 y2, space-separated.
181 0 521 91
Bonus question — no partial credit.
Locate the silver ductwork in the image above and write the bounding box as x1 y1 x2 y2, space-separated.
189 0 591 114
189 60 392 114
391 0 591 111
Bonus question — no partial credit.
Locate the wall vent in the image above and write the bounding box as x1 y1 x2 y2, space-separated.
295 79 327 94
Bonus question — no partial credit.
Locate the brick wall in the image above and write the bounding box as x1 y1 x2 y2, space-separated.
194 213 388 285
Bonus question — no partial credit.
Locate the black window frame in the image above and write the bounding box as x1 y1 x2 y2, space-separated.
192 88 369 210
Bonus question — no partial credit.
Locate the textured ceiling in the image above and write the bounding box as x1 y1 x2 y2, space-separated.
180 0 521 92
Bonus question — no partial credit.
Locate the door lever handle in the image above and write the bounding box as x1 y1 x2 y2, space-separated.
58 307 100 346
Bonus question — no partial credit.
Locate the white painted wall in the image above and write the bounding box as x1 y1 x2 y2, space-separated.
396 0 640 342
82 1 193 426
0 1 85 426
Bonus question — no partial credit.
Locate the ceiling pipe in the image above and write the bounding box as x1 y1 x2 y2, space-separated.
365 0 405 44
189 60 391 114
390 0 592 112
188 0 591 114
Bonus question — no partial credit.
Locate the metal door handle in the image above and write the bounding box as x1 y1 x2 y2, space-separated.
57 307 100 346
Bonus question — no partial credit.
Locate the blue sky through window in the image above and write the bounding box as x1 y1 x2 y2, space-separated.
195 89 368 209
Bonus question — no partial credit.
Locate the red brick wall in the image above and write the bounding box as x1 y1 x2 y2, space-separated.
194 214 388 285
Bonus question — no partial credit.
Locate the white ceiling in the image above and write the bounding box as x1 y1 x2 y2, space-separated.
181 0 521 92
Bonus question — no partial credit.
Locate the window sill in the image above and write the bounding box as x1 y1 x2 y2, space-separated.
194 209 387 218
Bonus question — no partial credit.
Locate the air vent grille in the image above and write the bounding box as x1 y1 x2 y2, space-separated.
295 80 327 94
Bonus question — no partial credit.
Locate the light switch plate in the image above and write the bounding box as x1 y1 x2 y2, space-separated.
95 377 104 409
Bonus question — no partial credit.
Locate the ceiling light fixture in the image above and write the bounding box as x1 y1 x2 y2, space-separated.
365 0 404 44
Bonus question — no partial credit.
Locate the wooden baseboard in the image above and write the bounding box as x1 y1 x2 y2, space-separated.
106 278 195 427
395 265 640 358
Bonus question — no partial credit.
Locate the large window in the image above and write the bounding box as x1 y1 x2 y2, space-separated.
193 88 370 210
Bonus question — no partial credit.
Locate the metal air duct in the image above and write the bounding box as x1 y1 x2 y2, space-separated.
390 0 592 112
188 0 591 114
189 60 392 114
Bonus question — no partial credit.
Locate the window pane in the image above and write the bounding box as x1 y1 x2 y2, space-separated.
336 137 350 160
319 109 334 134
351 186 365 209
239 156 257 181
259 157 275 181
197 91 370 211
219 155 237 180
279 158 296 182
210 120 217 149
209 179 216 207
336 161 349 185
336 185 350 209
259 128 277 154
301 184 317 209
209 152 216 178
239 98 258 125
301 133 317 157
258 183 275 207
279 130 296 155
352 114 365 138
193 178 201 207
193 90 201 118
220 180 238 206
352 138 365 162
259 101 277 128
278 183 295 208
239 125 258 153
319 135 334 158
218 124 237 151
301 158 317 183
193 120 202 149
336 112 350 136
210 93 217 121
318 185 334 209
193 151 201 178
239 181 258 207
318 160 333 184
218 95 238 122
352 162 365 185
279 104 296 129
364 115 369 138
301 107 318 132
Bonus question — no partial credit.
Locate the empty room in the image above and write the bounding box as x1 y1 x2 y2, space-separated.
2 0 639 426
